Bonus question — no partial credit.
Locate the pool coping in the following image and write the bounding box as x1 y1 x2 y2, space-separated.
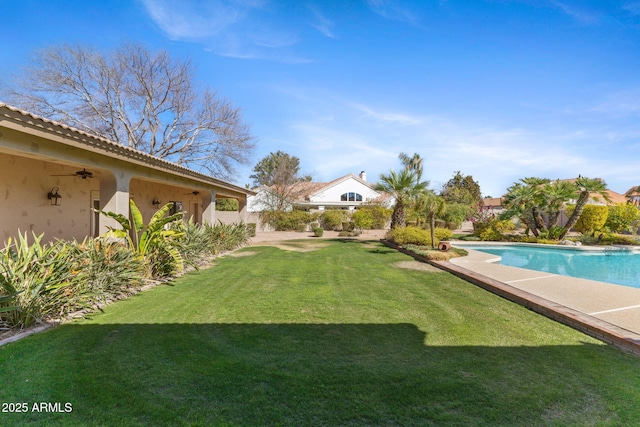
381 239 640 357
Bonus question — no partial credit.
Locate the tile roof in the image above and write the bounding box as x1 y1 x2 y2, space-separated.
0 102 253 196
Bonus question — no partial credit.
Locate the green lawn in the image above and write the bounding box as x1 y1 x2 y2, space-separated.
2 239 640 426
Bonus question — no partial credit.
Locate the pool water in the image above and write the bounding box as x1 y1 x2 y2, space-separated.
462 245 640 289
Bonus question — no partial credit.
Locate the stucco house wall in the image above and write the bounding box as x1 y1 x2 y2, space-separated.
0 153 101 242
309 176 382 205
0 103 254 244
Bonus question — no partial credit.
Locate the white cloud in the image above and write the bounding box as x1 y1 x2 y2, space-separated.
547 1 603 24
622 2 640 15
141 0 259 40
366 0 419 25
308 5 337 38
141 0 312 62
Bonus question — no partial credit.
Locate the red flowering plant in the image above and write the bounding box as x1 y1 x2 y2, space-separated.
468 205 496 232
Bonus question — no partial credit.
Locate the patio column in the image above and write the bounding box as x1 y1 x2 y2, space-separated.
98 171 132 234
238 196 248 223
202 190 216 225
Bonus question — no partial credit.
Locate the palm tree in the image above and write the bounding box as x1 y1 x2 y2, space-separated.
502 179 543 236
399 152 424 182
414 192 447 248
543 180 577 229
520 177 550 233
375 169 427 229
558 177 610 240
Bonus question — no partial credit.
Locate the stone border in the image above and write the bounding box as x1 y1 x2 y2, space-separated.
381 239 640 357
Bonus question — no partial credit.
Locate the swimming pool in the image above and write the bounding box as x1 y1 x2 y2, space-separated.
457 244 640 289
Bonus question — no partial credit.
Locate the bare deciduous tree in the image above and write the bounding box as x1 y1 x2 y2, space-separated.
3 43 255 179
250 151 308 212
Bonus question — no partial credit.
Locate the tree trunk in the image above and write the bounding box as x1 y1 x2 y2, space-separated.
524 210 539 237
430 213 436 248
558 192 589 240
391 202 405 229
547 211 560 229
532 207 546 232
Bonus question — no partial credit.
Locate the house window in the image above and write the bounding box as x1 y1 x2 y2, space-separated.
340 192 363 202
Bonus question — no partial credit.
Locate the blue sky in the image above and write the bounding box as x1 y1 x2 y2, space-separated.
3 1 640 196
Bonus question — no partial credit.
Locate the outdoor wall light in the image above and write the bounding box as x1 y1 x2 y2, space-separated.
152 197 160 207
48 187 62 206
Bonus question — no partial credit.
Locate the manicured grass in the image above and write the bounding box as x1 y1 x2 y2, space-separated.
2 239 640 426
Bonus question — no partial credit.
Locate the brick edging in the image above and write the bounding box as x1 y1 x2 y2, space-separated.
380 239 640 357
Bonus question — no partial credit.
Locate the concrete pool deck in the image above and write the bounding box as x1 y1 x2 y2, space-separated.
442 243 640 355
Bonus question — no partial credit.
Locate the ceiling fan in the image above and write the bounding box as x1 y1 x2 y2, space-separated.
51 168 94 179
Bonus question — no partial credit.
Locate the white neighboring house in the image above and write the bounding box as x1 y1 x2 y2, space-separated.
248 171 394 219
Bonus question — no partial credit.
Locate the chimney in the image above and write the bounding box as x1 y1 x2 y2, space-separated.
359 171 367 181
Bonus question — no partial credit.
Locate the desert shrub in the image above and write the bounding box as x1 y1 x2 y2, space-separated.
260 210 316 231
353 205 392 229
247 223 257 237
216 198 239 211
573 205 608 235
386 226 430 246
342 221 355 232
352 210 373 230
313 228 324 237
475 219 515 241
320 210 348 230
433 227 453 241
606 203 640 233
441 203 473 228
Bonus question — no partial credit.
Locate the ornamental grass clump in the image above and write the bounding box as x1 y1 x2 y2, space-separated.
0 233 145 330
68 238 145 304
0 233 76 329
205 222 251 254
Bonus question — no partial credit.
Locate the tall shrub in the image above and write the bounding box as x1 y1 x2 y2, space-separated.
573 205 608 235
320 210 348 230
260 210 316 231
606 203 640 233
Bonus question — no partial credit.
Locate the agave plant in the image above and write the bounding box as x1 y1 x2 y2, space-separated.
0 232 76 328
98 200 186 277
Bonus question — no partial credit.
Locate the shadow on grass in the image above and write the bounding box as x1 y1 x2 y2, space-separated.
1 322 629 426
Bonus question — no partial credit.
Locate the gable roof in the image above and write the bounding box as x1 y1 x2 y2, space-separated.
625 186 640 197
305 173 375 198
482 197 504 208
0 103 254 197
